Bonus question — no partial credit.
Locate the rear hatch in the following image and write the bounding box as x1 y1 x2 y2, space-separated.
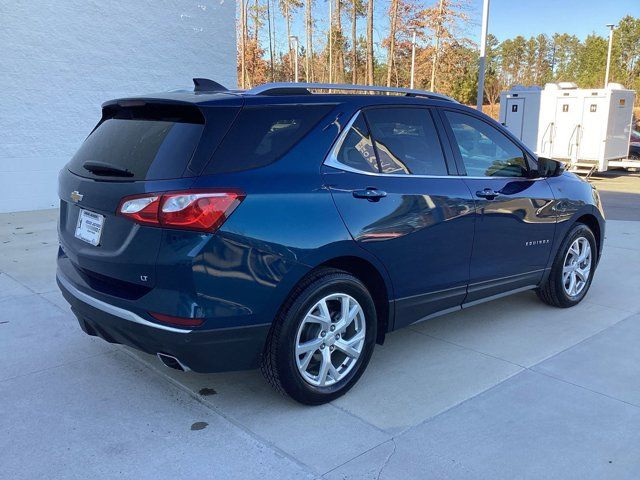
58 99 240 297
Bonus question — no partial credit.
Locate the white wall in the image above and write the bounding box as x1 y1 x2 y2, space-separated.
0 0 236 213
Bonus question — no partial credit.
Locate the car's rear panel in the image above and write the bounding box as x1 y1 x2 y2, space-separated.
56 92 348 371
58 173 196 293
58 99 240 295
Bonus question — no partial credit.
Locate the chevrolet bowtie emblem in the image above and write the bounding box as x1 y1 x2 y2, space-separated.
70 191 83 203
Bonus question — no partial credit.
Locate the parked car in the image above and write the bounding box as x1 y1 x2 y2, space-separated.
630 129 640 160
57 80 605 404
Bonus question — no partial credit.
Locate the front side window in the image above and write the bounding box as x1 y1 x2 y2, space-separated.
334 114 379 173
444 111 528 177
364 108 448 176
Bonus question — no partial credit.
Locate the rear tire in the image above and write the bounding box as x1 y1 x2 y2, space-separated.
261 268 377 405
537 223 597 308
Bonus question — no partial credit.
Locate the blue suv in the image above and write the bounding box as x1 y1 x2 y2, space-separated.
57 80 605 404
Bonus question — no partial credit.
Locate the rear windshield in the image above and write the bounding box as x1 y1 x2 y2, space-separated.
205 105 334 174
68 104 208 181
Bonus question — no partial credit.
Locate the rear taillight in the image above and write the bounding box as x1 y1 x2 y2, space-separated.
119 195 160 226
118 190 244 232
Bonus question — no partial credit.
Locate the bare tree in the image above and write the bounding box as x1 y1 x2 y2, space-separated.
253 0 259 82
333 0 345 82
366 0 374 84
351 0 357 83
305 0 313 81
239 0 247 87
279 0 302 79
267 0 275 80
386 0 399 87
430 0 445 91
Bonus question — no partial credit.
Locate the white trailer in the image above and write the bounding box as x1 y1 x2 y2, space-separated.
500 83 637 174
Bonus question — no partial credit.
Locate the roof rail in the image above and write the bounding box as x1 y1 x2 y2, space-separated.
245 82 457 102
193 78 228 92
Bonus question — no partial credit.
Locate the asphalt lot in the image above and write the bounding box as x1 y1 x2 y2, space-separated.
590 169 640 221
2 173 640 479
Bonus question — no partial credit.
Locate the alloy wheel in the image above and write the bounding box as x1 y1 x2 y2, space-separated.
562 237 592 297
294 293 366 387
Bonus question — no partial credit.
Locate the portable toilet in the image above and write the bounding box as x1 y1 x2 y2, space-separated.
544 82 583 161
575 83 635 171
500 82 636 172
499 85 543 150
499 84 564 156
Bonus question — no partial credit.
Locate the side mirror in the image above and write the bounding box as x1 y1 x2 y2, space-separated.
534 157 565 178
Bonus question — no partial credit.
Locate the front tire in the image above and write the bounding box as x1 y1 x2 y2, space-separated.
261 268 377 405
537 223 597 308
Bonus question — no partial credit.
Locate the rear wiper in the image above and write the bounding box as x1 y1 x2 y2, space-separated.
83 161 134 177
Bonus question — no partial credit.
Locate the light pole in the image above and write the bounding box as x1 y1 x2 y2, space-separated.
290 35 299 82
410 29 417 89
604 23 615 88
476 0 490 111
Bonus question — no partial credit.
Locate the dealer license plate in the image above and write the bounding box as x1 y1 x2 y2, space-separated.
74 209 105 246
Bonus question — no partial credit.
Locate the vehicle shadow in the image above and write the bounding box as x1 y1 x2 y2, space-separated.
123 283 633 434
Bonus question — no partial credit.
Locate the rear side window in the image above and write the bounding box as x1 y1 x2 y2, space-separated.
364 108 448 176
334 114 379 173
68 104 218 181
444 111 528 177
205 105 334 174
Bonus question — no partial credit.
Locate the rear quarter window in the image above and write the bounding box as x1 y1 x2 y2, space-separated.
205 105 334 174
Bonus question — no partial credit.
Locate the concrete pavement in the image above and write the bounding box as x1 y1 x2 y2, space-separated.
2 176 640 479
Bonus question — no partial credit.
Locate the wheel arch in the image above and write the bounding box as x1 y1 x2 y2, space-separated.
316 255 392 344
574 212 603 261
276 246 395 345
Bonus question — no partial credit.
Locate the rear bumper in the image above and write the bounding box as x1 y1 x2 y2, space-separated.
57 271 270 373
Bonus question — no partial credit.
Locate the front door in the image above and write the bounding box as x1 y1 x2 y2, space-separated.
441 109 557 303
323 107 475 328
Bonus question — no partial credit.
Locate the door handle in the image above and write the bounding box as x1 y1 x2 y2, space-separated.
352 187 387 202
475 188 500 200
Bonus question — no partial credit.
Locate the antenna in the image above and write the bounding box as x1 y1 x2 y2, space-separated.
193 78 228 92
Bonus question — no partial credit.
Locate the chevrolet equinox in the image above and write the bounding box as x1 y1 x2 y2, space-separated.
57 80 605 404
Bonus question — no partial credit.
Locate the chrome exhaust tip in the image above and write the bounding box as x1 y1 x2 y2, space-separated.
156 353 190 372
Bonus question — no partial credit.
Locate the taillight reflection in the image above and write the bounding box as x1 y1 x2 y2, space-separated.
149 311 204 327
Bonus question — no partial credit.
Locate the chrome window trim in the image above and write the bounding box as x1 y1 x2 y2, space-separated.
323 110 543 181
57 271 193 334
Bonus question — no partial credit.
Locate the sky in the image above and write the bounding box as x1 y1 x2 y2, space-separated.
476 0 638 42
278 0 638 54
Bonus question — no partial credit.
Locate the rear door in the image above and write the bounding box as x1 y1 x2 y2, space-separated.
323 106 475 329
58 101 239 292
440 109 556 303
